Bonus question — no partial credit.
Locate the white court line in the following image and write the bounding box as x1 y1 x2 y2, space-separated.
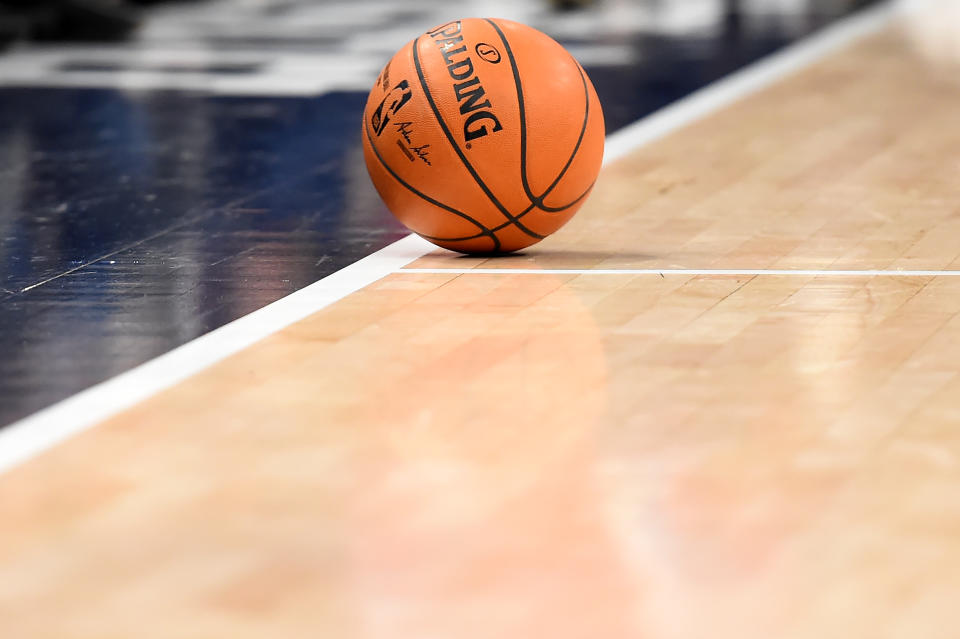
603 2 896 163
400 268 960 276
0 2 896 473
0 234 434 473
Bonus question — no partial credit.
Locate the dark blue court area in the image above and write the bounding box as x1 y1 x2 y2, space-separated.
0 0 882 426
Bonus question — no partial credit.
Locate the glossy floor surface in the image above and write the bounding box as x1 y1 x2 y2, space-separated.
4 3 960 637
0 0 882 425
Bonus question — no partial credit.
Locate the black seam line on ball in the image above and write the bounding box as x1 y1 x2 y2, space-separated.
490 180 596 232
419 199 540 243
533 171 594 213
364 116 500 252
434 174 596 245
485 18 591 213
423 175 594 244
411 34 544 240
434 175 596 242
536 62 591 211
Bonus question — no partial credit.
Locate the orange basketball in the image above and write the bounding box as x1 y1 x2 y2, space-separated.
362 18 605 254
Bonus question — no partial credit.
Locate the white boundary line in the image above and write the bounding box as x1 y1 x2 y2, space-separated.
0 3 896 473
0 234 434 472
401 268 960 276
603 2 895 163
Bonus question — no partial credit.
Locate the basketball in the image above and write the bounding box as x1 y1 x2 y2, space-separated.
362 18 605 254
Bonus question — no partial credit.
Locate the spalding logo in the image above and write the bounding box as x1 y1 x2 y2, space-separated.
475 43 501 64
428 21 504 144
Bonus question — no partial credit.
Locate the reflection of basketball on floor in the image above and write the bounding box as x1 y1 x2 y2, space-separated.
338 270 618 637
362 18 605 254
